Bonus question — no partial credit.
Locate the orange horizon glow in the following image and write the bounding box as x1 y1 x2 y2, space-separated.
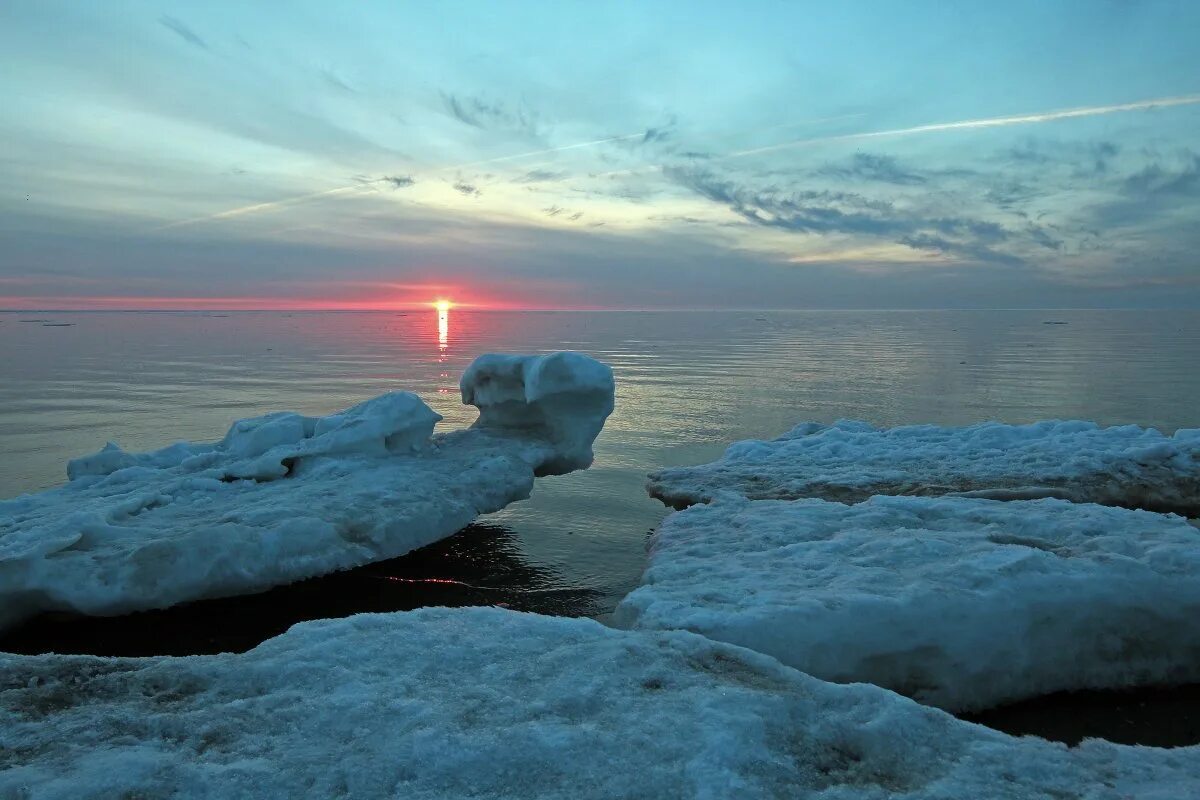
0 293 591 312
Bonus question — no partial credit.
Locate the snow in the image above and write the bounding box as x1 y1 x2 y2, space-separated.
0 352 614 632
616 494 1200 712
3 606 1198 799
647 419 1200 515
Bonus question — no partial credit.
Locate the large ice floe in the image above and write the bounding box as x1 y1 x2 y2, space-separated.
0 352 614 632
616 494 1200 713
3 606 1198 799
647 419 1200 515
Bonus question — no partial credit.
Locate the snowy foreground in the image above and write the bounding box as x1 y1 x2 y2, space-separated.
0 352 614 632
3 607 1198 799
647 420 1200 515
616 495 1200 712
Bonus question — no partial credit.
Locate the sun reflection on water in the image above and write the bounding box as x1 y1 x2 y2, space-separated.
436 302 449 351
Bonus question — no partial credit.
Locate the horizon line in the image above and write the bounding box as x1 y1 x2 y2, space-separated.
3 306 1197 313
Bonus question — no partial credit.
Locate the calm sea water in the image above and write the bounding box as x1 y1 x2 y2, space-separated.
2 309 1199 638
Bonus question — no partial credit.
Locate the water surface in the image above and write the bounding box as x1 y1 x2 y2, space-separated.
3 309 1199 629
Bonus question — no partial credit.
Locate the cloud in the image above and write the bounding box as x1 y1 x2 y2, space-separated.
515 169 569 183
668 166 1023 263
382 175 415 189
1122 152 1200 196
453 180 481 197
1024 225 1064 250
442 93 539 136
606 117 679 153
642 126 672 144
321 68 356 93
670 168 900 234
159 16 208 50
816 153 927 185
540 206 584 221
1003 138 1120 176
984 179 1039 210
896 233 1020 264
1080 150 1200 240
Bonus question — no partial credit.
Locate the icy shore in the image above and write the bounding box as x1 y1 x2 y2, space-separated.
616 495 1200 712
0 352 614 632
4 607 1198 799
648 419 1200 515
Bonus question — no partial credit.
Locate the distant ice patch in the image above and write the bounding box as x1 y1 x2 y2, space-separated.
0 352 614 632
3 606 1198 798
616 495 1200 712
647 419 1200 515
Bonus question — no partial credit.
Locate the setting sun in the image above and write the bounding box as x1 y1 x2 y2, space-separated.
433 299 452 313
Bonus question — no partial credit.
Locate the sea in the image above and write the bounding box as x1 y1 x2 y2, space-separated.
2 308 1199 659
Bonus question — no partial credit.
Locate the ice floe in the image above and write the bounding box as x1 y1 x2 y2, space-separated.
3 606 1198 799
0 352 614 632
616 494 1200 712
647 419 1200 515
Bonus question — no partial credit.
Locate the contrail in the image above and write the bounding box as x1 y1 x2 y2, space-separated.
444 131 647 170
154 186 362 230
153 131 649 229
589 113 864 179
728 94 1200 158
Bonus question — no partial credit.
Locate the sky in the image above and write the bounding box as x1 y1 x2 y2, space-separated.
1 0 1199 310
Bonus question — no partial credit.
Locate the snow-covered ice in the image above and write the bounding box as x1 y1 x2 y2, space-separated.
647 419 1200 515
0 351 614 632
3 606 1198 799
616 494 1200 712
461 351 615 475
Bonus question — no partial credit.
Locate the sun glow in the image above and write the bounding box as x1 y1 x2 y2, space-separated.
433 299 453 313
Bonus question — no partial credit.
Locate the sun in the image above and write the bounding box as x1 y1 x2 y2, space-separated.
433 299 452 313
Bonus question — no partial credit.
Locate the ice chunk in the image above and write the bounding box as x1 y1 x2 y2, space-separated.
66 391 441 484
3 607 1198 799
648 419 1200 515
616 495 1200 712
0 352 614 632
461 351 615 475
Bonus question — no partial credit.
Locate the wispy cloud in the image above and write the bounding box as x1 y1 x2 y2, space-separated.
668 166 1037 263
442 93 540 137
515 169 569 183
816 153 928 185
321 68 357 93
1122 152 1200 196
158 16 208 51
453 180 481 197
641 126 672 144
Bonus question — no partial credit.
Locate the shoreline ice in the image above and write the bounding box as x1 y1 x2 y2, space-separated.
616 495 1200 712
3 606 1198 799
0 352 614 632
647 419 1200 515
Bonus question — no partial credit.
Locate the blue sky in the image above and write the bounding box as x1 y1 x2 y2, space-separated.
2 0 1198 308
